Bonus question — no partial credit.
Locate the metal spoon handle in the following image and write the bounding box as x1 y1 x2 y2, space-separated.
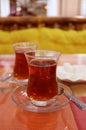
0 73 13 82
65 93 86 110
71 96 86 110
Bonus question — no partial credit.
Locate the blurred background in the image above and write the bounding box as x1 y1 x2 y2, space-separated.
0 0 86 17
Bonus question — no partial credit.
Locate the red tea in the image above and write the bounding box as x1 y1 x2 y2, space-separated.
27 59 58 101
14 51 28 80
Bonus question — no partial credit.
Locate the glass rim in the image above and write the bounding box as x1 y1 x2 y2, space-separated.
13 42 38 48
25 50 61 59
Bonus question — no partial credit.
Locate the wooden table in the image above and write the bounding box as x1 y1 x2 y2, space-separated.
0 54 86 130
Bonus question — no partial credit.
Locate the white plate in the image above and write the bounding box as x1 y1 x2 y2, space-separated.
57 63 86 83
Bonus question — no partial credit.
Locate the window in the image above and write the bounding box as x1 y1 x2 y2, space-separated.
0 0 10 17
81 0 86 16
0 0 86 17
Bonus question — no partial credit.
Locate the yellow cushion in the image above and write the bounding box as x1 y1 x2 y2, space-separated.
0 30 12 44
0 28 86 54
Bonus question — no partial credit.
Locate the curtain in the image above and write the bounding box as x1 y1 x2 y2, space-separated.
60 0 81 17
47 0 82 17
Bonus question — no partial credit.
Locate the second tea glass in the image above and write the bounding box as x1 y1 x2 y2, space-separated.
13 42 38 83
25 50 61 107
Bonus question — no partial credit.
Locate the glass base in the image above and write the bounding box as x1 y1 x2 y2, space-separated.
8 76 28 85
31 96 57 107
11 82 72 112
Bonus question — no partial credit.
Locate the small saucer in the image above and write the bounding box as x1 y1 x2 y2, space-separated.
11 83 72 112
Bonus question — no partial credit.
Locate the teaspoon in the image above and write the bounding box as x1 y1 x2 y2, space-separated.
59 86 86 110
0 73 13 82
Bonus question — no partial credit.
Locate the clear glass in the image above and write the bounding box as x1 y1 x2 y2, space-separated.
13 42 38 83
25 50 61 107
11 82 72 112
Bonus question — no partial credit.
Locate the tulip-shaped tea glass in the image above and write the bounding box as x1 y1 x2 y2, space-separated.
13 42 38 83
25 50 61 107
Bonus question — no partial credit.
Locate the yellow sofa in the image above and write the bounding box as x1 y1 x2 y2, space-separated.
0 27 86 54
